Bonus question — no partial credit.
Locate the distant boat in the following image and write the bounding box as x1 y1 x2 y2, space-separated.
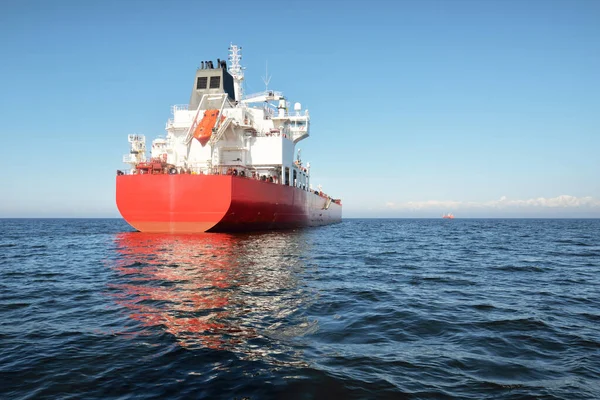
442 213 455 219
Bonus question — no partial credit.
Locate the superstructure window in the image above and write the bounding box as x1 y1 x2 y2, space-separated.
196 77 207 89
209 76 221 89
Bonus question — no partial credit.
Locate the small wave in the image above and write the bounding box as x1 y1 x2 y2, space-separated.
493 265 545 273
566 336 600 350
548 250 600 257
475 317 550 331
0 302 31 311
35 272 64 278
348 288 395 303
576 312 600 322
555 239 594 247
472 303 496 310
476 380 527 390
410 275 477 286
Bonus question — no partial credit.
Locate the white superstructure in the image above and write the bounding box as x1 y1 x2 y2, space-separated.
124 44 313 191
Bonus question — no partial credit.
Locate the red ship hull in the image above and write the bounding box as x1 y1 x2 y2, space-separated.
116 174 342 233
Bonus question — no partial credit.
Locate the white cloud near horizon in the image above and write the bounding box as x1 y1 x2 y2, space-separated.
385 195 600 210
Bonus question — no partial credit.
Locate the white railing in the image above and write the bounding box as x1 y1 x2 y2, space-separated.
166 117 193 128
290 124 308 131
128 134 145 142
171 104 189 114
249 106 310 120
286 110 310 118
243 90 284 100
244 130 293 140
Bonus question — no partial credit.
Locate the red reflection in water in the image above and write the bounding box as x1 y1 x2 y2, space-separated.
111 232 259 350
110 231 310 354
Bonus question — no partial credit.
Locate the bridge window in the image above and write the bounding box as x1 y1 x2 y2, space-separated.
196 77 207 89
210 76 221 89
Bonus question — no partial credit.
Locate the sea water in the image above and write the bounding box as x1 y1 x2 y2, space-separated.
1 218 599 399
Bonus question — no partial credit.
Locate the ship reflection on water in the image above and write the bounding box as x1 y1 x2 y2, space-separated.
110 231 317 360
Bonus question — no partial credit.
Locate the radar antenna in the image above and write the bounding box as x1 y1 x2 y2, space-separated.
228 44 244 101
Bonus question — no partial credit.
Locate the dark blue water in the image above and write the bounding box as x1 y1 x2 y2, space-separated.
1 219 599 399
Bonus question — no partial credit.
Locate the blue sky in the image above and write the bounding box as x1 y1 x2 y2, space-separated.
1 0 599 218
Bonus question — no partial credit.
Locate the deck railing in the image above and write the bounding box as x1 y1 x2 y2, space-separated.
116 163 336 201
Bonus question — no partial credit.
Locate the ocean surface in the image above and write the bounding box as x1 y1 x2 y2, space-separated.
1 218 599 399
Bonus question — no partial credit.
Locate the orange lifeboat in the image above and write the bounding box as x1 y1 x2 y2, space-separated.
193 109 220 146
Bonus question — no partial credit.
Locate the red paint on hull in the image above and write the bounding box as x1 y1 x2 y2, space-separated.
116 174 341 233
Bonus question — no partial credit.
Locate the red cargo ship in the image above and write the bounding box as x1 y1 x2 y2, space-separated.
116 45 342 233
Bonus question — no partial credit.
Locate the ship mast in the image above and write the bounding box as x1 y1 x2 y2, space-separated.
228 44 244 102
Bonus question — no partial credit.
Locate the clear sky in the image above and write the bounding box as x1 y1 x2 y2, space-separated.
1 0 599 218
